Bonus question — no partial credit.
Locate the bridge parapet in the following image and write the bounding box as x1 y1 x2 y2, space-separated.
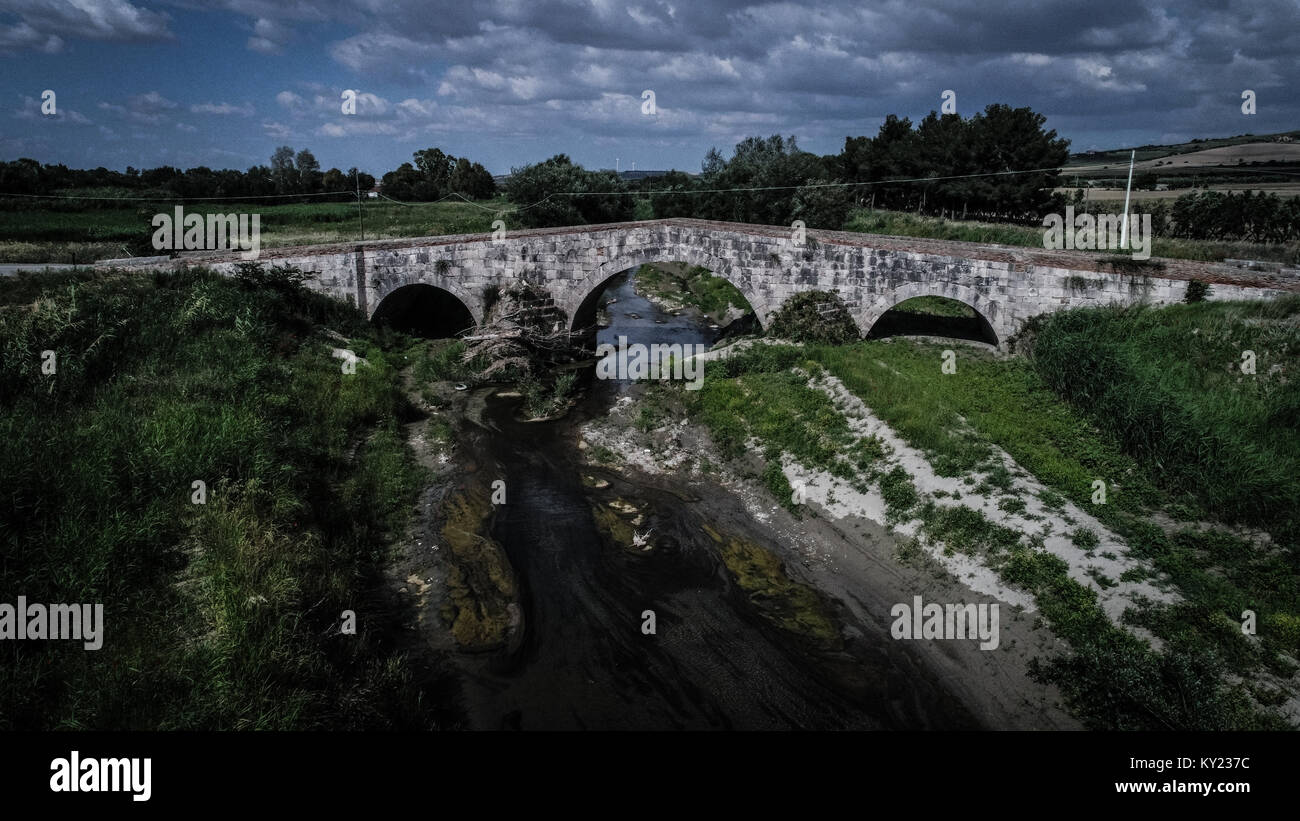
99 218 1295 347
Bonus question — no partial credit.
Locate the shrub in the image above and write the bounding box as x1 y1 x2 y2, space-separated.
1030 302 1300 538
766 291 859 345
232 261 314 294
1184 280 1211 303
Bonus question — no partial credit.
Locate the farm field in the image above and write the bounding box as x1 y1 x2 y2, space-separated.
1058 182 1300 201
0 198 504 264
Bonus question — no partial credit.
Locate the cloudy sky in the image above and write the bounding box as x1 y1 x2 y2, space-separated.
2 0 1297 176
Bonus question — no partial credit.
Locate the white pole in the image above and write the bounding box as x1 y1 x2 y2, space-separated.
1120 149 1135 249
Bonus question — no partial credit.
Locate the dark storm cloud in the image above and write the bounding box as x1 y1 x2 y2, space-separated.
311 0 1296 152
2 0 1296 171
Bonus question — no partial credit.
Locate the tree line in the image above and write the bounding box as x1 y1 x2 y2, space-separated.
505 103 1072 229
505 104 1298 246
1060 190 1300 244
0 145 494 207
5 102 1296 246
379 147 496 202
1165 190 1300 243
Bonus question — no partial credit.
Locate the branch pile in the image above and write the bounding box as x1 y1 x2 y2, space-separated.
460 282 585 380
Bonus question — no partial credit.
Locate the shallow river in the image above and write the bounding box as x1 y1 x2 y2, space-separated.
450 270 979 730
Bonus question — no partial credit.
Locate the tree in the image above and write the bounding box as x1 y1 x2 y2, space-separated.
347 167 376 192
504 155 633 228
322 167 347 199
792 181 852 229
270 146 297 194
867 115 920 210
172 166 217 199
837 104 1068 219
695 135 838 226
295 149 322 193
767 291 859 344
380 162 425 201
413 147 454 198
963 104 1069 218
140 165 182 189
449 157 496 200
914 112 973 215
0 158 42 194
244 165 276 200
702 147 726 176
648 170 698 218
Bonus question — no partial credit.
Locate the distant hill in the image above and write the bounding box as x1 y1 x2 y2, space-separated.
1056 129 1300 201
492 169 693 186
1067 129 1300 167
598 169 695 181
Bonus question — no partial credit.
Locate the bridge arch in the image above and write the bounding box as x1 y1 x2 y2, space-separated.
568 248 767 332
370 268 482 322
371 282 476 338
859 282 1004 347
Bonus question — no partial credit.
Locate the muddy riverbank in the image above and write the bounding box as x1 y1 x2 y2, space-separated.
388 270 1080 730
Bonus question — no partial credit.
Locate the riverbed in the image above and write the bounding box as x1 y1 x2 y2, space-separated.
400 269 1074 730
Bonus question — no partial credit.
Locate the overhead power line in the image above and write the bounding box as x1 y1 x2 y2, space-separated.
0 164 1067 208
0 189 359 202
4 162 1298 212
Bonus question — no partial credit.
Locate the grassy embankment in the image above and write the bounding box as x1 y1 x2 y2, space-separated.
0 265 454 729
675 297 1300 729
634 262 752 323
0 197 503 263
888 295 977 318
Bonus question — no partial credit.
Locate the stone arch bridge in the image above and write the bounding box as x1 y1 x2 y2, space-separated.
142 218 1296 348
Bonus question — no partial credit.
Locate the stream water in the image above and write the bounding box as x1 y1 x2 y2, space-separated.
449 270 979 730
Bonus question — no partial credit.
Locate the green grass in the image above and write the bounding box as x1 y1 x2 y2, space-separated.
1029 299 1300 541
914 492 1276 729
687 348 860 482
879 465 919 521
0 266 444 729
844 209 1042 247
634 262 751 321
682 314 1297 728
0 199 501 262
411 338 474 384
1070 527 1100 550
890 295 977 318
10 196 1297 266
1122 521 1300 670
813 340 1157 506
842 207 1300 264
812 325 1300 678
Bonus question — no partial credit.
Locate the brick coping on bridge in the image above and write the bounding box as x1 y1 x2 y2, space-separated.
151 218 1300 294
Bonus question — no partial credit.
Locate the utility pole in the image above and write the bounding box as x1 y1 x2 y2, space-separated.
355 168 365 242
1119 150 1135 249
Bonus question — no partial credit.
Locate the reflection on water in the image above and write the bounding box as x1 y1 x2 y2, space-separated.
591 270 719 397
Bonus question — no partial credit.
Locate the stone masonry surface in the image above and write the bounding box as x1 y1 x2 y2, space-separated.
108 218 1296 347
